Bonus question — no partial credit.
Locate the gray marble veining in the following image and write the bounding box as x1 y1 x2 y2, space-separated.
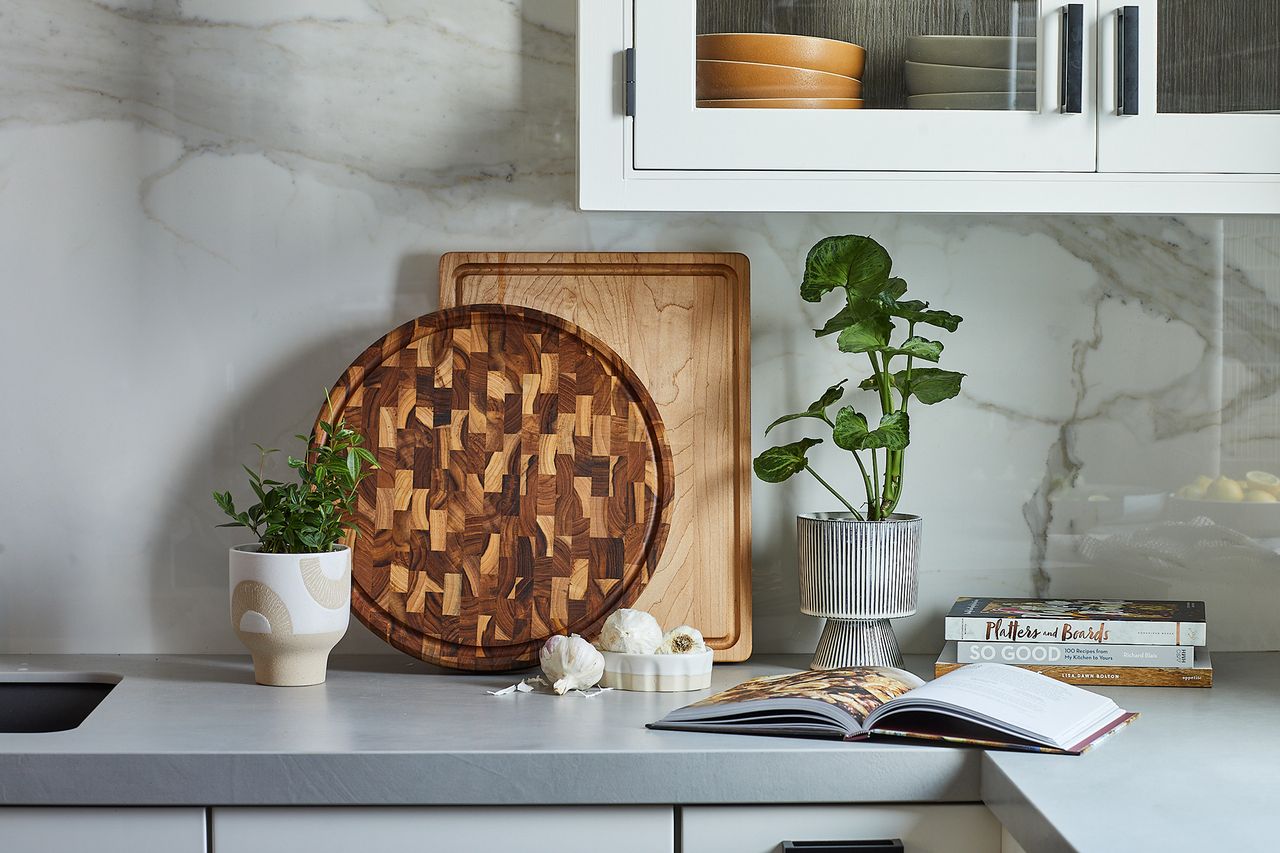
1 1 1279 656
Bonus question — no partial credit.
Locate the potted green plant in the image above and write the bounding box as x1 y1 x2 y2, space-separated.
214 411 377 686
754 235 964 669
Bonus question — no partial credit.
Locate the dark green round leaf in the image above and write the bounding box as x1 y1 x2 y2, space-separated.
801 235 893 303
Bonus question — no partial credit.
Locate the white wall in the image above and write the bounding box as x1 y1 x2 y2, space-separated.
2 0 1278 655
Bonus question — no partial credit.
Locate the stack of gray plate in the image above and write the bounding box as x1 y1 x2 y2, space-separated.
904 36 1036 110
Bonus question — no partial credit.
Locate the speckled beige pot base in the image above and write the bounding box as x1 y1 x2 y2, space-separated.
236 629 346 687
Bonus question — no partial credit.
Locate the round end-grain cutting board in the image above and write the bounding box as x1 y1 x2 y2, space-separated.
317 305 674 671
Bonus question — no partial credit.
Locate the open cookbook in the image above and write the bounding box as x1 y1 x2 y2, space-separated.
649 663 1137 755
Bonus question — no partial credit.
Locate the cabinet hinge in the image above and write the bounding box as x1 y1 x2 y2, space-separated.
624 47 636 117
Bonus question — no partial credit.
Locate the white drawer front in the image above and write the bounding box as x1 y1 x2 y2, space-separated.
0 807 206 853
683 805 999 853
212 806 672 853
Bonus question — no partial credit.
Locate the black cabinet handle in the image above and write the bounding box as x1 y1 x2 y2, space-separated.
1117 5 1139 115
781 842 904 852
1060 4 1084 113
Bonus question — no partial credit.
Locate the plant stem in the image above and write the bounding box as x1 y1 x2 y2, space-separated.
903 321 916 415
805 464 863 520
869 450 881 520
852 450 875 517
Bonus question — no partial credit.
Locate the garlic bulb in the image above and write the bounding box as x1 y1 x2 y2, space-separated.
657 625 708 655
598 608 663 654
540 634 605 695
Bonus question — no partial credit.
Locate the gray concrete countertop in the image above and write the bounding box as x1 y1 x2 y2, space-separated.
982 651 1280 853
2 652 1277 853
0 655 977 807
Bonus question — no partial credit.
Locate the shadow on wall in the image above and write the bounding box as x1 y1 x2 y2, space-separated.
750 304 826 657
146 254 442 655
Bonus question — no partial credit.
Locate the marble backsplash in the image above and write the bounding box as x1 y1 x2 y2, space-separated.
2 0 1278 655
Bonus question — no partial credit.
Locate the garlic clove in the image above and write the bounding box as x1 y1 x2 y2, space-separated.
598 608 664 654
540 634 605 695
657 625 708 655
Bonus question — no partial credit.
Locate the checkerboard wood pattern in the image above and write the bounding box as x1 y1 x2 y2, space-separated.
318 305 674 671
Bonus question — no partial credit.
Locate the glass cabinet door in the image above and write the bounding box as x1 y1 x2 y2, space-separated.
1098 0 1280 172
632 0 1097 172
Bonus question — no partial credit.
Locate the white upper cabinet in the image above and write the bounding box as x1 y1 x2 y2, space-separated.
1097 0 1280 173
578 0 1280 213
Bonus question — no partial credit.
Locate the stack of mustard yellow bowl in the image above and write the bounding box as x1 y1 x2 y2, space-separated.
696 33 866 109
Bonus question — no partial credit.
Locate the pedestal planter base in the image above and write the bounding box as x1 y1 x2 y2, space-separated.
810 618 903 670
237 629 348 687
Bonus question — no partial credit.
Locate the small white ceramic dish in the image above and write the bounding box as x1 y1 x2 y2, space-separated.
599 650 714 692
905 60 1035 95
906 35 1036 70
907 91 1036 110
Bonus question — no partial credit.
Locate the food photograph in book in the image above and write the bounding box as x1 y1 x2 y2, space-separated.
687 668 922 723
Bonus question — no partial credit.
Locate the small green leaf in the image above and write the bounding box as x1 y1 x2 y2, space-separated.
800 235 892 303
882 277 908 302
834 408 910 451
866 410 910 450
764 381 847 435
836 314 893 353
885 336 943 363
902 368 965 404
832 408 869 451
858 368 964 404
890 300 963 332
753 438 823 483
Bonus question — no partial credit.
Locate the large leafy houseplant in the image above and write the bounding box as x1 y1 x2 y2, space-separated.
214 412 377 553
754 235 965 521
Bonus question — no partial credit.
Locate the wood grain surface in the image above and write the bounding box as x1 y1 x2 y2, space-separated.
318 305 675 671
1156 0 1280 114
439 253 752 661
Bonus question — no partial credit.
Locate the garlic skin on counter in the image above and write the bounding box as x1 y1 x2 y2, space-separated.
657 625 707 655
597 608 664 654
539 634 605 695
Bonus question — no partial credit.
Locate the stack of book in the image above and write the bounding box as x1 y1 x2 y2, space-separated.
935 597 1212 687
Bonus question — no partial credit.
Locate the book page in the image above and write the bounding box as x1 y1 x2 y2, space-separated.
875 663 1119 744
672 667 923 730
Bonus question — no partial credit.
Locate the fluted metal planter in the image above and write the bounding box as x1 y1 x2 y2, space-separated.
797 512 921 670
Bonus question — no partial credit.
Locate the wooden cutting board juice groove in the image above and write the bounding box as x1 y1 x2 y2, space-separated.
439 253 752 661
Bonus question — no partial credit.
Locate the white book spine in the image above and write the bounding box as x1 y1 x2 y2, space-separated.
956 641 1195 668
944 617 1207 646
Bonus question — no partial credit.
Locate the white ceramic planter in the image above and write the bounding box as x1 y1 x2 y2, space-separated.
599 650 714 692
229 544 351 687
797 512 921 670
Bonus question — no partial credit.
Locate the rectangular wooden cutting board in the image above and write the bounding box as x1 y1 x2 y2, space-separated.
439 252 752 660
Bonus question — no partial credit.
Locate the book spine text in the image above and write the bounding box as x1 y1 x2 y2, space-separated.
956 641 1194 668
944 616 1206 646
